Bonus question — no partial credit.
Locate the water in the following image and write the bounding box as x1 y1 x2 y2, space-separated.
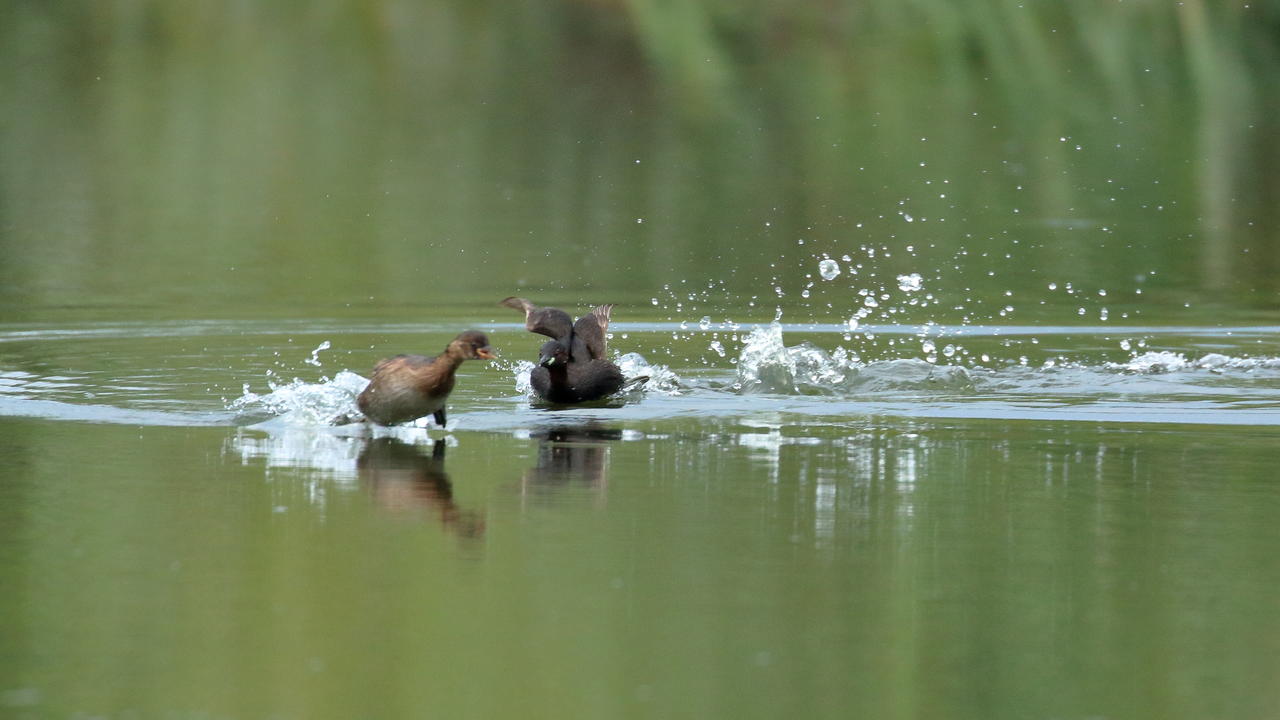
5 322 1280 720
5 2 1280 718
3 319 1280 719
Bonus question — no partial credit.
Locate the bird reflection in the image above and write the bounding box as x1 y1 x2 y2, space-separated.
521 426 621 499
357 438 484 538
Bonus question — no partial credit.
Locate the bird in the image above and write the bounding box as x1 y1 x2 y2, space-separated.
356 330 496 426
500 297 644 403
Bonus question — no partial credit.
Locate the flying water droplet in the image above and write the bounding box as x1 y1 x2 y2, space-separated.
897 273 924 293
304 341 331 367
818 258 841 280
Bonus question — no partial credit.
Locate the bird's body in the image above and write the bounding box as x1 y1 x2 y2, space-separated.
357 331 495 426
530 350 626 404
501 297 643 404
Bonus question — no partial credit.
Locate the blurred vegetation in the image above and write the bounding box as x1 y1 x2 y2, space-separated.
0 0 1277 323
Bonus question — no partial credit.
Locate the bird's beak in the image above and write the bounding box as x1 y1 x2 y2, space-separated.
477 346 497 360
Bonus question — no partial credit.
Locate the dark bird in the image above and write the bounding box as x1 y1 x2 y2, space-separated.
500 297 644 404
357 330 496 426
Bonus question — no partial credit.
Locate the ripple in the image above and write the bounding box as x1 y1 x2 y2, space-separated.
2 320 1279 430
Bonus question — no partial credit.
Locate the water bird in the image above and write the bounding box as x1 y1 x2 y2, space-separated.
500 297 645 403
357 330 496 426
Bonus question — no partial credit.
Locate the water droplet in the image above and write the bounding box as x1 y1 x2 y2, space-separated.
897 273 924 293
818 258 841 280
699 316 711 330
304 341 331 367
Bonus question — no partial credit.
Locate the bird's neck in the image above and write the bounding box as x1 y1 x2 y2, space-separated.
433 351 465 373
545 360 569 381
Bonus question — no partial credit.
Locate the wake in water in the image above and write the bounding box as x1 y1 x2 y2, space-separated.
231 352 678 427
732 322 973 395
728 321 1280 402
2 317 1277 429
220 324 1280 431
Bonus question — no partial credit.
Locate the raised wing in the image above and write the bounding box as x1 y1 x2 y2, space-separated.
570 304 614 361
499 297 573 342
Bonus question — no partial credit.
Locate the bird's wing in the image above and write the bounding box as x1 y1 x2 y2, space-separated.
500 297 574 341
369 354 433 378
571 304 614 360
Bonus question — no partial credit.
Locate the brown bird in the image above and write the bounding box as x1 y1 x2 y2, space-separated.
357 330 496 426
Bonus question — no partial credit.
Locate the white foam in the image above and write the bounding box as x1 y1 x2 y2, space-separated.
1106 351 1280 374
228 369 368 425
733 322 973 395
616 352 682 395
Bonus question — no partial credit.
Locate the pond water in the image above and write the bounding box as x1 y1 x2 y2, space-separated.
3 2 1280 719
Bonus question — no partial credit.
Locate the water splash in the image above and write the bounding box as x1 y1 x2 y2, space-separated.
615 353 682 394
733 322 972 395
228 369 368 425
304 340 331 367
897 273 924 293
511 360 537 395
1106 351 1280 374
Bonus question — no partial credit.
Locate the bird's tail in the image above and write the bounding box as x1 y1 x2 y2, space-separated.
621 375 650 392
